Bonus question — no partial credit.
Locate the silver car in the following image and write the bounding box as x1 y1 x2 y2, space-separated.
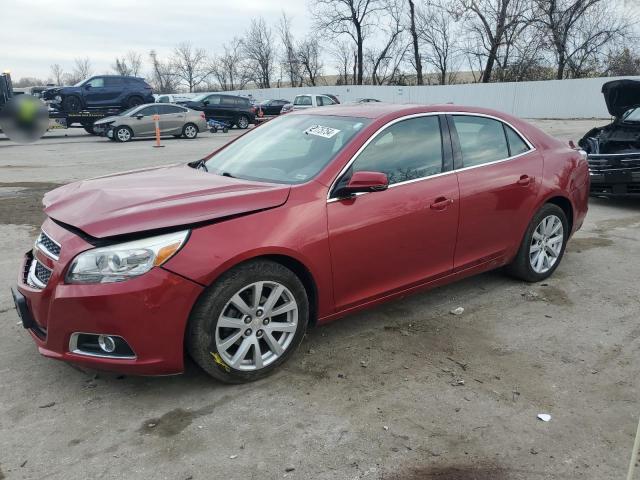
94 103 208 142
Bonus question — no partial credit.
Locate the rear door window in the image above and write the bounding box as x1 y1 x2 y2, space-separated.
104 77 124 87
452 116 510 168
221 97 236 106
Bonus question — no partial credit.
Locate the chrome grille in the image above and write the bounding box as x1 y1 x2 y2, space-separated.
36 230 61 260
25 258 52 289
35 262 52 284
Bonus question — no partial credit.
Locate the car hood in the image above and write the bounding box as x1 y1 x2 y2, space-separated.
602 80 640 118
43 164 291 238
94 115 120 125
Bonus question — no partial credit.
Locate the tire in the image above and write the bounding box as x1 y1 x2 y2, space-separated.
83 125 96 135
236 114 249 129
506 203 568 282
114 126 133 143
125 95 144 108
222 127 228 133
61 95 83 112
187 260 309 383
182 123 198 139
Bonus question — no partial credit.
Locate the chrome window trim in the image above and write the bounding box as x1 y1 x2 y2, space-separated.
326 111 536 203
68 332 137 360
35 229 61 261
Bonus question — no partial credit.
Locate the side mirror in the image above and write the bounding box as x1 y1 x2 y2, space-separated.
84 84 92 89
136 114 144 119
335 171 389 198
203 100 209 106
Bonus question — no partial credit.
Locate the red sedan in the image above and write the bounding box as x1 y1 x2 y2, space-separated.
12 104 589 382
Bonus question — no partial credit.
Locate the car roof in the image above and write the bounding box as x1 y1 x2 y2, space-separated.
288 103 512 120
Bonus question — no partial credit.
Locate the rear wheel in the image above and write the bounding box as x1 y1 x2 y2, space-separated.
125 95 144 108
236 115 249 129
506 203 568 282
114 126 133 143
182 123 198 139
61 95 82 112
187 260 308 383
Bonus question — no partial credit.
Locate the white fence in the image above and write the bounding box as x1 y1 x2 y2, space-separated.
220 76 640 119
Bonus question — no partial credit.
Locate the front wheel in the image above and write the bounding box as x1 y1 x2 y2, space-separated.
114 126 133 143
236 115 249 129
61 95 83 112
182 123 198 139
506 203 568 282
187 260 309 383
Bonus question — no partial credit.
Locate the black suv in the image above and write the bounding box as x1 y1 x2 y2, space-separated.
42 75 154 112
183 94 255 128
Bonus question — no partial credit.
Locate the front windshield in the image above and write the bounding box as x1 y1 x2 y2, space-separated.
622 108 640 122
73 78 87 87
191 93 208 102
204 114 370 184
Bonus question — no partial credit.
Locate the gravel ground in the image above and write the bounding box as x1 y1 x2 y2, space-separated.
0 120 638 480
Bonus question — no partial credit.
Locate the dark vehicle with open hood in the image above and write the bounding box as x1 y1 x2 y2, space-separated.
579 79 640 197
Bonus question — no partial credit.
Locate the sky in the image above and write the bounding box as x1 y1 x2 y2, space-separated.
1 0 313 80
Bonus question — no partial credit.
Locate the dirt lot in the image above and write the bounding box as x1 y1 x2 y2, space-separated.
0 120 638 480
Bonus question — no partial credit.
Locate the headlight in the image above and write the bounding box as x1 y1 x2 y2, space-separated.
66 230 189 284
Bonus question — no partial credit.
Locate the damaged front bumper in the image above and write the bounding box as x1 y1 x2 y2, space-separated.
588 153 640 197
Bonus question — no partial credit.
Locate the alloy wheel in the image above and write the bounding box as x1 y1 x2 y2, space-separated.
237 116 249 129
184 125 197 138
215 281 298 371
529 214 563 274
116 128 131 142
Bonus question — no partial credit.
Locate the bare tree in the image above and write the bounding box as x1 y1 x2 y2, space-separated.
332 41 356 84
211 38 251 91
298 37 324 86
72 57 93 83
278 13 303 87
172 42 210 92
407 0 423 85
366 0 407 85
312 0 387 85
149 50 178 93
457 0 530 82
112 51 142 76
417 1 462 85
604 47 640 76
243 18 275 88
534 0 632 79
50 64 64 85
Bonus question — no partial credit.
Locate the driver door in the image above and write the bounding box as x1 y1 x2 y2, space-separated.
327 115 460 311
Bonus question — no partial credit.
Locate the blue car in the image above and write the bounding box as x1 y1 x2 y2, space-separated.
42 75 154 112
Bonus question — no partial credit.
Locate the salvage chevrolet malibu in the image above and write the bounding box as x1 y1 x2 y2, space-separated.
12 104 589 383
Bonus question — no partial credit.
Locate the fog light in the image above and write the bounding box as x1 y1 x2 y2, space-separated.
98 335 116 353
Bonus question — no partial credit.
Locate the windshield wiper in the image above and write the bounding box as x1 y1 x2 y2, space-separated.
193 159 208 172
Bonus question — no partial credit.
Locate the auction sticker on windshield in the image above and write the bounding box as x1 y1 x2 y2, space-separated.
304 125 341 138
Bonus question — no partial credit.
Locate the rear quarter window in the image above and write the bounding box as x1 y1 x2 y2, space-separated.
505 125 531 156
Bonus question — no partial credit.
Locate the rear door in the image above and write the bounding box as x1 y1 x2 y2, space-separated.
327 115 459 311
103 77 125 105
157 104 185 134
449 114 542 270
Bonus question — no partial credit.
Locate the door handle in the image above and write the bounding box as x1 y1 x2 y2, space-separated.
517 174 532 186
430 197 453 211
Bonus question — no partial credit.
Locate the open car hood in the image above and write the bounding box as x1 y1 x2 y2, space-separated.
602 80 640 118
43 164 291 238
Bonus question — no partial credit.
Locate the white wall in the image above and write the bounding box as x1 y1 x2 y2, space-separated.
222 76 640 119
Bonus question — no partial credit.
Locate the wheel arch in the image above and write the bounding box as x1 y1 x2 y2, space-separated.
542 195 574 234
